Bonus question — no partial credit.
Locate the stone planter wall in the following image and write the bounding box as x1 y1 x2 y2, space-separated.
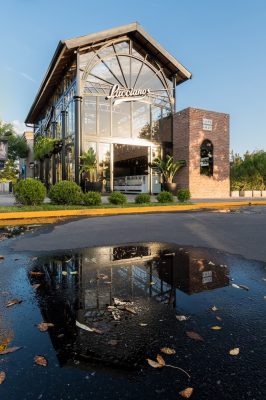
231 191 240 197
239 190 253 197
252 190 262 197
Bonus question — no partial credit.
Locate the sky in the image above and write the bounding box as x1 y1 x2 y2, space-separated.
0 0 265 154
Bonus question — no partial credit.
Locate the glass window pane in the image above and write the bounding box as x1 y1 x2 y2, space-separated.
83 97 97 136
112 102 131 138
151 106 161 141
132 102 150 139
99 97 111 137
99 143 111 192
114 41 130 54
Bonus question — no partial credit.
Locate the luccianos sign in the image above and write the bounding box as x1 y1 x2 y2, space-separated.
106 84 151 105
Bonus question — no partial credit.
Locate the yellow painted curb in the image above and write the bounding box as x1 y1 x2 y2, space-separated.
0 200 266 222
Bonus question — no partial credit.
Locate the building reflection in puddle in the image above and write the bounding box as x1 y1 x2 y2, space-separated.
29 243 229 370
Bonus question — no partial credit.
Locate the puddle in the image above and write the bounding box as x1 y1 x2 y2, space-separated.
0 225 41 241
0 243 266 399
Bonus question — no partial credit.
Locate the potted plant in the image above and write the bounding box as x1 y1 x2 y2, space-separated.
151 155 186 193
80 147 102 192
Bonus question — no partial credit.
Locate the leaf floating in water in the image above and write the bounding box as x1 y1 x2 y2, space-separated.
75 320 103 334
211 305 219 312
37 322 54 332
229 348 240 356
34 355 48 367
149 282 155 286
208 261 215 266
32 284 41 289
107 340 118 346
216 316 222 321
0 371 6 384
62 271 68 276
0 346 22 355
176 315 189 321
211 326 222 330
30 271 44 276
139 323 148 327
156 354 165 366
6 299 22 307
0 255 5 260
232 284 240 289
70 271 78 275
160 347 176 355
179 387 194 398
146 358 164 369
186 331 204 341
238 284 249 291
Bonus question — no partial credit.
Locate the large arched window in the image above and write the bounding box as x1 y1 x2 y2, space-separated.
200 140 213 176
80 39 174 141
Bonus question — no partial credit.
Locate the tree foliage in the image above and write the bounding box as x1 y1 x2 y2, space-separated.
0 120 28 160
230 150 266 190
0 159 19 183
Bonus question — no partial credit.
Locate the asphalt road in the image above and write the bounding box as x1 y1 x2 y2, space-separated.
11 205 266 262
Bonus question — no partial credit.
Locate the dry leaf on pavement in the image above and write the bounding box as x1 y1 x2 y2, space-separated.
34 355 48 367
0 346 22 355
211 305 218 312
179 387 194 398
146 358 164 369
176 315 189 321
186 331 204 341
156 354 165 366
229 348 240 356
6 299 22 307
211 326 222 330
160 347 176 355
0 371 6 384
37 322 54 332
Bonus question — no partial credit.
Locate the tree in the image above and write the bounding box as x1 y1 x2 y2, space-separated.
0 159 19 183
230 150 266 190
0 119 28 160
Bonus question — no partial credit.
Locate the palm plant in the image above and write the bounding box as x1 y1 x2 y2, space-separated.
79 147 97 182
151 155 185 183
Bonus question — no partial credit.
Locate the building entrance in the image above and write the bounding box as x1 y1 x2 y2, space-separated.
113 144 149 193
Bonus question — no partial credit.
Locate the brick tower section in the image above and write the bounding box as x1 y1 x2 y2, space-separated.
173 108 230 198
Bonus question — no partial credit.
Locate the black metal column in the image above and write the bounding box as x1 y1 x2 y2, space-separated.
61 110 67 181
51 121 57 185
74 96 82 184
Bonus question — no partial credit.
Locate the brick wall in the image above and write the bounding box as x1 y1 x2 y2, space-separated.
173 108 230 198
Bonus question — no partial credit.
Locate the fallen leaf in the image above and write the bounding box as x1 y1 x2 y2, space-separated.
70 271 78 275
160 347 176 355
238 284 249 291
113 298 132 306
30 271 44 276
62 271 68 276
34 355 48 367
186 331 204 341
75 320 103 334
30 257 38 261
123 306 137 315
32 284 41 289
107 340 118 346
216 316 222 321
232 284 240 289
0 256 5 260
37 322 54 332
98 274 108 280
211 305 219 312
6 299 22 307
139 323 148 327
179 387 194 398
146 358 164 369
211 326 222 330
208 261 215 266
156 354 165 366
0 371 6 384
0 346 22 355
111 311 121 321
176 315 189 321
229 348 240 356
149 282 155 286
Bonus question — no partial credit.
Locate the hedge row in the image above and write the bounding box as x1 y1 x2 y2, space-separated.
13 179 190 206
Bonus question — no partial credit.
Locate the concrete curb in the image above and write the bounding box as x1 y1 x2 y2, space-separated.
0 201 266 223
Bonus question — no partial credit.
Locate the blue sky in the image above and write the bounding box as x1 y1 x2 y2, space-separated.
0 0 265 154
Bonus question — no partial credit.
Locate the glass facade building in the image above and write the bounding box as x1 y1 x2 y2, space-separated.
25 23 191 193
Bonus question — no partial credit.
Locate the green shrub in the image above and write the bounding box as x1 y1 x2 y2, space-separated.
49 180 83 205
156 190 173 203
177 188 191 202
83 191 102 206
108 191 127 205
135 193 151 204
13 178 46 205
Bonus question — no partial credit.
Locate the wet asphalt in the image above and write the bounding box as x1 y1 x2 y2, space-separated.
0 207 266 400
